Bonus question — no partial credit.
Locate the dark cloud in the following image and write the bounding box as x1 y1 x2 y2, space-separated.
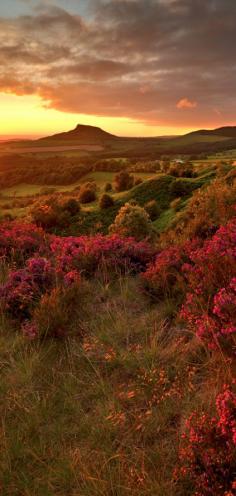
0 0 236 127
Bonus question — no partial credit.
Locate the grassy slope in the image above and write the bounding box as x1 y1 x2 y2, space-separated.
0 276 225 496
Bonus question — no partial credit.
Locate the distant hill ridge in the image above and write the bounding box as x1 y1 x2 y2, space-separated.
187 126 236 138
38 124 118 143
37 123 236 143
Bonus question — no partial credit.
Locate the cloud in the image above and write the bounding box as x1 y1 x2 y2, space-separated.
0 0 236 127
177 98 197 109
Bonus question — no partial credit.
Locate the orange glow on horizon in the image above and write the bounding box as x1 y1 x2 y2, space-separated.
0 92 198 139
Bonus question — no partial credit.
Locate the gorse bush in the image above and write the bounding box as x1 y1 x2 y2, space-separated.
109 202 154 241
164 179 236 243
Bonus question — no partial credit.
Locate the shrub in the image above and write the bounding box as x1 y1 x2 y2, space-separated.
31 197 73 230
170 178 194 197
51 233 154 278
30 280 85 339
79 187 96 204
104 182 112 192
165 179 236 243
175 384 236 496
180 217 236 352
142 239 200 301
144 200 161 220
0 257 55 319
0 221 48 264
99 194 114 209
62 198 80 216
114 171 134 192
109 202 154 241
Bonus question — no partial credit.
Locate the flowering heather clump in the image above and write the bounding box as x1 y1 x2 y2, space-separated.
142 239 200 300
51 234 154 278
175 384 236 495
180 218 236 352
0 257 55 319
0 221 49 264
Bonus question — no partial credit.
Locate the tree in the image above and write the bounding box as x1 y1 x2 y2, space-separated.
114 171 134 192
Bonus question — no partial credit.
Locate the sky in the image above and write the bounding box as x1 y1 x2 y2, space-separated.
0 0 235 138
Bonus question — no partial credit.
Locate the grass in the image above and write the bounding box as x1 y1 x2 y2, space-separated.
0 276 218 496
0 172 154 198
154 208 176 232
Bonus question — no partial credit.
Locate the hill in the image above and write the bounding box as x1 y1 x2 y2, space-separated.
186 125 236 139
38 123 119 144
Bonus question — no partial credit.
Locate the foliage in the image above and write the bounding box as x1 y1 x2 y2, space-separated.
109 202 154 241
0 221 49 264
175 383 236 496
114 171 134 192
104 182 112 192
99 193 114 209
78 186 96 204
144 200 161 220
51 233 154 278
62 198 80 216
180 218 236 353
31 196 80 231
165 179 236 243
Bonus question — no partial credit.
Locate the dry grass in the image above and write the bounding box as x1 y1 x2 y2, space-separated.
0 276 227 495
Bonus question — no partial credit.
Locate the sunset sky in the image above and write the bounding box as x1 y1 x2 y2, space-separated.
0 0 235 138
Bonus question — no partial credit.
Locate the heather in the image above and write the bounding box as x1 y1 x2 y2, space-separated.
143 216 236 354
1 203 236 494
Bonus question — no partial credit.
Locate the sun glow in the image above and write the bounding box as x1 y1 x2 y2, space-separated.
0 92 192 139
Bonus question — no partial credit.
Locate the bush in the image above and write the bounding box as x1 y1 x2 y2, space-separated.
79 187 96 204
51 233 154 278
62 198 80 216
144 200 161 220
31 197 73 231
180 217 236 353
99 194 114 209
109 202 154 241
142 239 200 301
30 280 86 339
114 171 134 192
163 179 236 243
0 221 49 264
104 182 112 192
170 179 194 197
175 384 236 496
